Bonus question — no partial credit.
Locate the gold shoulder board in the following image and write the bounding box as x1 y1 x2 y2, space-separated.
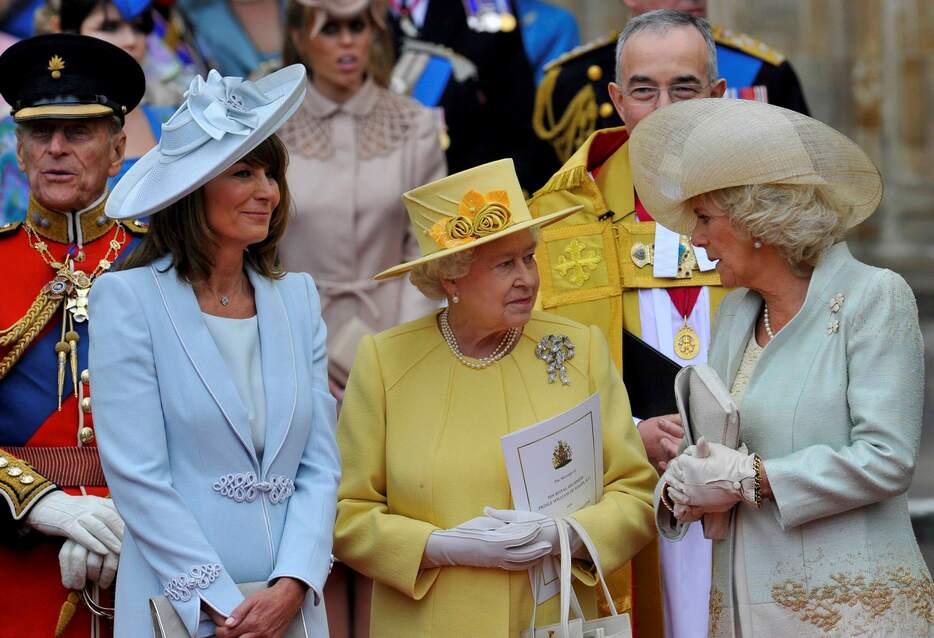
713 25 786 66
543 31 619 74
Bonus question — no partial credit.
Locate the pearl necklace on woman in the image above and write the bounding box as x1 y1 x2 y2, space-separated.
763 303 776 340
439 308 520 370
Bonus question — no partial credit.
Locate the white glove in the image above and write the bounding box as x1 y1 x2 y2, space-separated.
422 515 552 570
666 437 757 513
59 540 119 590
26 492 124 555
482 507 583 557
658 466 704 523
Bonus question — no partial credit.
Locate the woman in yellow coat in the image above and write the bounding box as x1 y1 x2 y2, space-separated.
334 159 659 637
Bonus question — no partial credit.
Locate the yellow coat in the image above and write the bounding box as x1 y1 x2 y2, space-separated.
334 311 658 637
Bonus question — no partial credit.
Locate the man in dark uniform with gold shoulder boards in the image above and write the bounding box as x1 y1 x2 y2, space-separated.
534 0 809 173
0 33 148 638
529 9 734 638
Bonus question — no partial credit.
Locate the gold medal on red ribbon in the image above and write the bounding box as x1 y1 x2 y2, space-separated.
674 320 700 360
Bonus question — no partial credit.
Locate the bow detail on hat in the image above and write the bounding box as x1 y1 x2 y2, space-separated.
186 70 273 141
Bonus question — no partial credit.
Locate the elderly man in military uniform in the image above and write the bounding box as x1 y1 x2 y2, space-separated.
0 33 147 637
533 0 809 173
529 10 728 638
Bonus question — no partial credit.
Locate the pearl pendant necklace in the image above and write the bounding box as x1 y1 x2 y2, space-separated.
439 308 519 370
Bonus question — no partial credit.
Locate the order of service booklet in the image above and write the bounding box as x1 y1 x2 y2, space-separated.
500 393 604 602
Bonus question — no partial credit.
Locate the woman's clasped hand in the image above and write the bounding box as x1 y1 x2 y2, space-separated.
205 578 308 638
664 437 758 521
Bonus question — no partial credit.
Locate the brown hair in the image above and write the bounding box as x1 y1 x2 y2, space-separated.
282 0 394 88
118 134 291 281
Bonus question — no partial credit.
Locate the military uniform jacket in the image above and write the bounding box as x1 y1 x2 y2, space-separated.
0 197 145 638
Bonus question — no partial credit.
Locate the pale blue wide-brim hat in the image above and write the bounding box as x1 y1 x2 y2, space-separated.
106 64 306 220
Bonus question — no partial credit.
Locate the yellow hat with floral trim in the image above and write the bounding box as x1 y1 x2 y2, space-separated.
375 159 581 280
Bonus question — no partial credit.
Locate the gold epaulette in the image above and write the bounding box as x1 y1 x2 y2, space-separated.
533 165 589 199
126 218 149 235
543 31 619 74
0 450 55 520
0 219 22 235
713 25 786 66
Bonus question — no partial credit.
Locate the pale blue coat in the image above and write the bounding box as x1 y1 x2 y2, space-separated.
89 255 340 637
658 243 933 637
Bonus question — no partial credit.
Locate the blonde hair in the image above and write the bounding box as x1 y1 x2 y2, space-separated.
409 250 476 300
707 183 848 275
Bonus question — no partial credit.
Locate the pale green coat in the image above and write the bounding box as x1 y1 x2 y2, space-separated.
658 243 934 637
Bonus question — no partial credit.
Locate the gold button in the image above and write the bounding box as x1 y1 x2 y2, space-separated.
80 369 90 384
79 427 95 444
20 475 34 485
599 102 615 119
81 397 92 413
0 457 7 468
7 467 22 477
587 65 603 82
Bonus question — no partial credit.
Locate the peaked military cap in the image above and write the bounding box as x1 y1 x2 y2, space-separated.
0 33 145 123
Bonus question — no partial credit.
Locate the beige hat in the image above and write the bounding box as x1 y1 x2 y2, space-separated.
375 159 581 280
297 0 387 36
628 98 883 235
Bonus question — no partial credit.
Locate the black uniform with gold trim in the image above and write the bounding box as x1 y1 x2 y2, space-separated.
533 27 810 171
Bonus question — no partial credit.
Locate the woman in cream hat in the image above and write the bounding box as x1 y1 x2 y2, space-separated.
88 65 340 637
333 158 659 637
631 98 933 637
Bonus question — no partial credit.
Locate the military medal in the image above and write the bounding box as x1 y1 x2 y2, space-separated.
674 319 700 360
463 0 517 33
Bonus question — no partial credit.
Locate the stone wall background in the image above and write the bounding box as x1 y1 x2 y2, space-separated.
552 0 934 565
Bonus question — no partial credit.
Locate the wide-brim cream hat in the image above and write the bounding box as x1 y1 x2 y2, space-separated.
628 98 883 235
106 64 307 219
375 158 581 280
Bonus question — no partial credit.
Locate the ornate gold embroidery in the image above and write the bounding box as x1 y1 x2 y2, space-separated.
771 570 934 631
708 587 724 636
555 238 601 287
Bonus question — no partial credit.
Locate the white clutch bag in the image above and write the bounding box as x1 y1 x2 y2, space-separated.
673 364 740 539
521 516 632 638
150 582 309 638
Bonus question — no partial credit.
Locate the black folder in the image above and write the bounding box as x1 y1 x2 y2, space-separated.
622 329 682 419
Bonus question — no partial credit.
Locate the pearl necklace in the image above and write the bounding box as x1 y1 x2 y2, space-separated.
439 308 520 370
763 303 775 340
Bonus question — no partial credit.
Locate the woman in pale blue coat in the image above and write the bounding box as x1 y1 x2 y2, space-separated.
89 65 339 637
630 98 933 637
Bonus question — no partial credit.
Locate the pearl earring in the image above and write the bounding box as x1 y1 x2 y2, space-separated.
754 240 763 249
452 294 460 304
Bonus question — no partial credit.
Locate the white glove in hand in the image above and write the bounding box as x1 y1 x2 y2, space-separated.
482 507 583 557
422 516 552 570
666 437 757 513
59 540 119 590
26 492 124 555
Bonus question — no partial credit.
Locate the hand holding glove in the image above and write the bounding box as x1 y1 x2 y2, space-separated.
665 437 759 515
26 492 124 555
422 515 552 571
59 539 119 590
482 507 583 557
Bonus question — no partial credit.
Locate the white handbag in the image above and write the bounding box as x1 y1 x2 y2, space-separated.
149 581 310 638
673 364 741 539
521 516 632 638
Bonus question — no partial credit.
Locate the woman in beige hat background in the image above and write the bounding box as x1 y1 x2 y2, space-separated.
276 2 446 633
333 158 658 637
632 98 933 636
